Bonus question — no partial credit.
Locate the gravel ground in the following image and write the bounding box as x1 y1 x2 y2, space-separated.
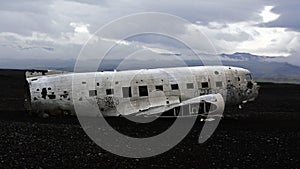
0 82 299 169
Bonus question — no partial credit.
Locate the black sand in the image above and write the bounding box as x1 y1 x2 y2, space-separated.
0 82 300 169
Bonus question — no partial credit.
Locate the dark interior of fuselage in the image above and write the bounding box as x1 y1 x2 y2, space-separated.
160 102 211 117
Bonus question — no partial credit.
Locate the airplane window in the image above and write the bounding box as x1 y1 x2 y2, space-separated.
96 82 100 86
89 90 97 97
48 87 51 90
214 71 219 75
122 87 132 98
155 85 163 91
186 83 194 89
139 86 148 97
201 82 209 88
171 84 179 90
82 82 86 84
41 88 47 99
106 89 114 95
48 94 56 99
245 74 252 81
216 81 223 87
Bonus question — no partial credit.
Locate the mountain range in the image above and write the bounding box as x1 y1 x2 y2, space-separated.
1 52 300 83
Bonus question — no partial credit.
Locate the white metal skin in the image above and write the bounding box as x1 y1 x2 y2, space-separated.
27 66 259 117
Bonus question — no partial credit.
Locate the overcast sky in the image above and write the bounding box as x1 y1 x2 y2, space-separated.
0 0 300 66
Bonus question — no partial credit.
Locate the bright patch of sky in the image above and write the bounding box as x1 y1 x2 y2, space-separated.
260 6 280 23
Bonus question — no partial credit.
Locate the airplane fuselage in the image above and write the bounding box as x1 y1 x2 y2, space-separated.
27 66 259 116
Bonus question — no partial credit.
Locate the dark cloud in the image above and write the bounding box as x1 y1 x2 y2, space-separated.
0 0 299 67
0 0 272 35
143 1 268 23
64 0 108 6
0 1 55 35
215 31 252 42
264 1 300 31
0 1 52 14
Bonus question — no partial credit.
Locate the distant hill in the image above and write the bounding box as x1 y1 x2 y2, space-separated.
218 52 300 83
218 53 300 76
1 52 300 83
220 52 278 62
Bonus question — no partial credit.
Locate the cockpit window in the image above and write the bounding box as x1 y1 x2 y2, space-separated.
245 74 252 81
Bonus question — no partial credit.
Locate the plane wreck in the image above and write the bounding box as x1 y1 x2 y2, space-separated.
26 66 259 117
